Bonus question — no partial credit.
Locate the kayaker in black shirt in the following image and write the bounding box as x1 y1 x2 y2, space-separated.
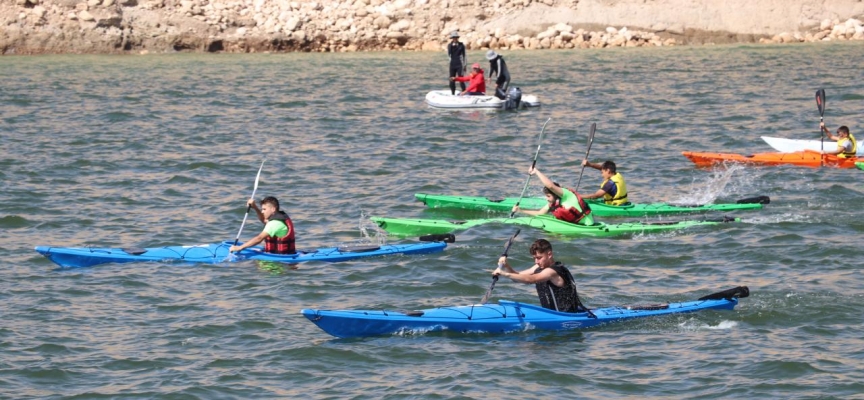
485 50 510 99
493 239 591 313
447 31 466 95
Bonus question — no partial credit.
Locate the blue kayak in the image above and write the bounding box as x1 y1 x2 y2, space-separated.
35 236 453 268
302 286 749 338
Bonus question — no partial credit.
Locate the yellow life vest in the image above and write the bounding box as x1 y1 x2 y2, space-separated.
837 134 857 158
601 172 629 205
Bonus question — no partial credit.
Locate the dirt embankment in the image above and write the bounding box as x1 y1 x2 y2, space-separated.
1 0 863 55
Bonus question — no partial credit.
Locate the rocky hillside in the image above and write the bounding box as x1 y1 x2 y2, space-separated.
2 0 863 55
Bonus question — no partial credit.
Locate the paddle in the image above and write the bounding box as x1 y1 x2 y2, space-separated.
575 122 597 190
230 159 266 254
698 286 750 301
816 88 826 167
418 233 456 243
481 229 520 304
735 195 770 205
510 118 551 218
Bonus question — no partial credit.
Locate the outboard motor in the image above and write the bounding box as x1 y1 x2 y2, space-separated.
494 86 508 100
503 87 523 110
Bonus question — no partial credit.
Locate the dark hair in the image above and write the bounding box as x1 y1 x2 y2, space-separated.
838 126 850 135
529 239 553 255
261 196 280 210
542 182 562 202
601 161 617 173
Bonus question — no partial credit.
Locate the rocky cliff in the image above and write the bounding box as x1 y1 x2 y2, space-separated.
2 0 863 55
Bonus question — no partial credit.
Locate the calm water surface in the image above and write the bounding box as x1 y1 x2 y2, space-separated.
2 43 863 399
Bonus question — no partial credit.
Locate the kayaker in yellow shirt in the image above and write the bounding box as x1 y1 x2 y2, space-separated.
820 123 857 158
580 160 629 205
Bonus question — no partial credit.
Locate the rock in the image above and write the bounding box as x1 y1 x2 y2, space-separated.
78 10 94 21
285 17 301 31
373 15 390 29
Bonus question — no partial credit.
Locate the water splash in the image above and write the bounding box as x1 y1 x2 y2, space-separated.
673 164 753 205
358 210 389 246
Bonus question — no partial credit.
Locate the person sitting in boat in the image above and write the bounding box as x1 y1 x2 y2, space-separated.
493 239 592 314
820 123 857 158
510 166 595 226
229 196 296 254
580 160 629 206
450 63 486 96
485 50 511 99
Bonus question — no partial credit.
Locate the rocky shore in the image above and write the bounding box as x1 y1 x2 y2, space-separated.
2 0 864 55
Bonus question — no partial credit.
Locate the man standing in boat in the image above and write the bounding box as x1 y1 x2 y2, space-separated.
493 239 591 313
485 50 511 99
580 160 629 205
820 123 857 158
229 196 296 254
451 63 486 96
510 166 595 226
447 31 467 95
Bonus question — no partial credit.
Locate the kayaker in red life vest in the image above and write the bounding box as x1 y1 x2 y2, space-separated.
510 167 595 226
493 239 592 313
451 63 486 96
580 160 629 206
820 123 858 158
229 196 296 254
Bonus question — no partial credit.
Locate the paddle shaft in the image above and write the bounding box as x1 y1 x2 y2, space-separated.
231 159 266 249
481 229 521 304
575 123 597 190
510 118 551 218
817 89 826 167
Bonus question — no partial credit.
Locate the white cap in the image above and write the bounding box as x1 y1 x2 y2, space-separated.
486 50 498 60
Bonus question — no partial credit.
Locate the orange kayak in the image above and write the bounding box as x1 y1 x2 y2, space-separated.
682 150 860 169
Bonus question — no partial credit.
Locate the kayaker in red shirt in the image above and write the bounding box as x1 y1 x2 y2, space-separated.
451 63 486 96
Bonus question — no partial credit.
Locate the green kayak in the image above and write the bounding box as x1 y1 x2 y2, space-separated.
414 193 769 217
370 214 739 237
856 162 864 171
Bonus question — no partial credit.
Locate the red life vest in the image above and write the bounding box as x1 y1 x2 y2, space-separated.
549 189 592 224
264 211 296 254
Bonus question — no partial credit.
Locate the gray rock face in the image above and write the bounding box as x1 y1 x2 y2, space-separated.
1 0 863 54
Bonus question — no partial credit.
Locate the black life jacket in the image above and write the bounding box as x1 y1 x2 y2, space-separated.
533 261 591 314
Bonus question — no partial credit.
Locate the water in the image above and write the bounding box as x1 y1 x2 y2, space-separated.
2 43 863 398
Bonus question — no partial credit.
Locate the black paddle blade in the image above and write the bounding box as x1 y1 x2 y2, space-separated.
501 229 521 257
418 233 456 243
698 286 750 301
703 215 739 223
480 275 499 305
816 89 826 116
121 247 147 255
736 195 770 204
